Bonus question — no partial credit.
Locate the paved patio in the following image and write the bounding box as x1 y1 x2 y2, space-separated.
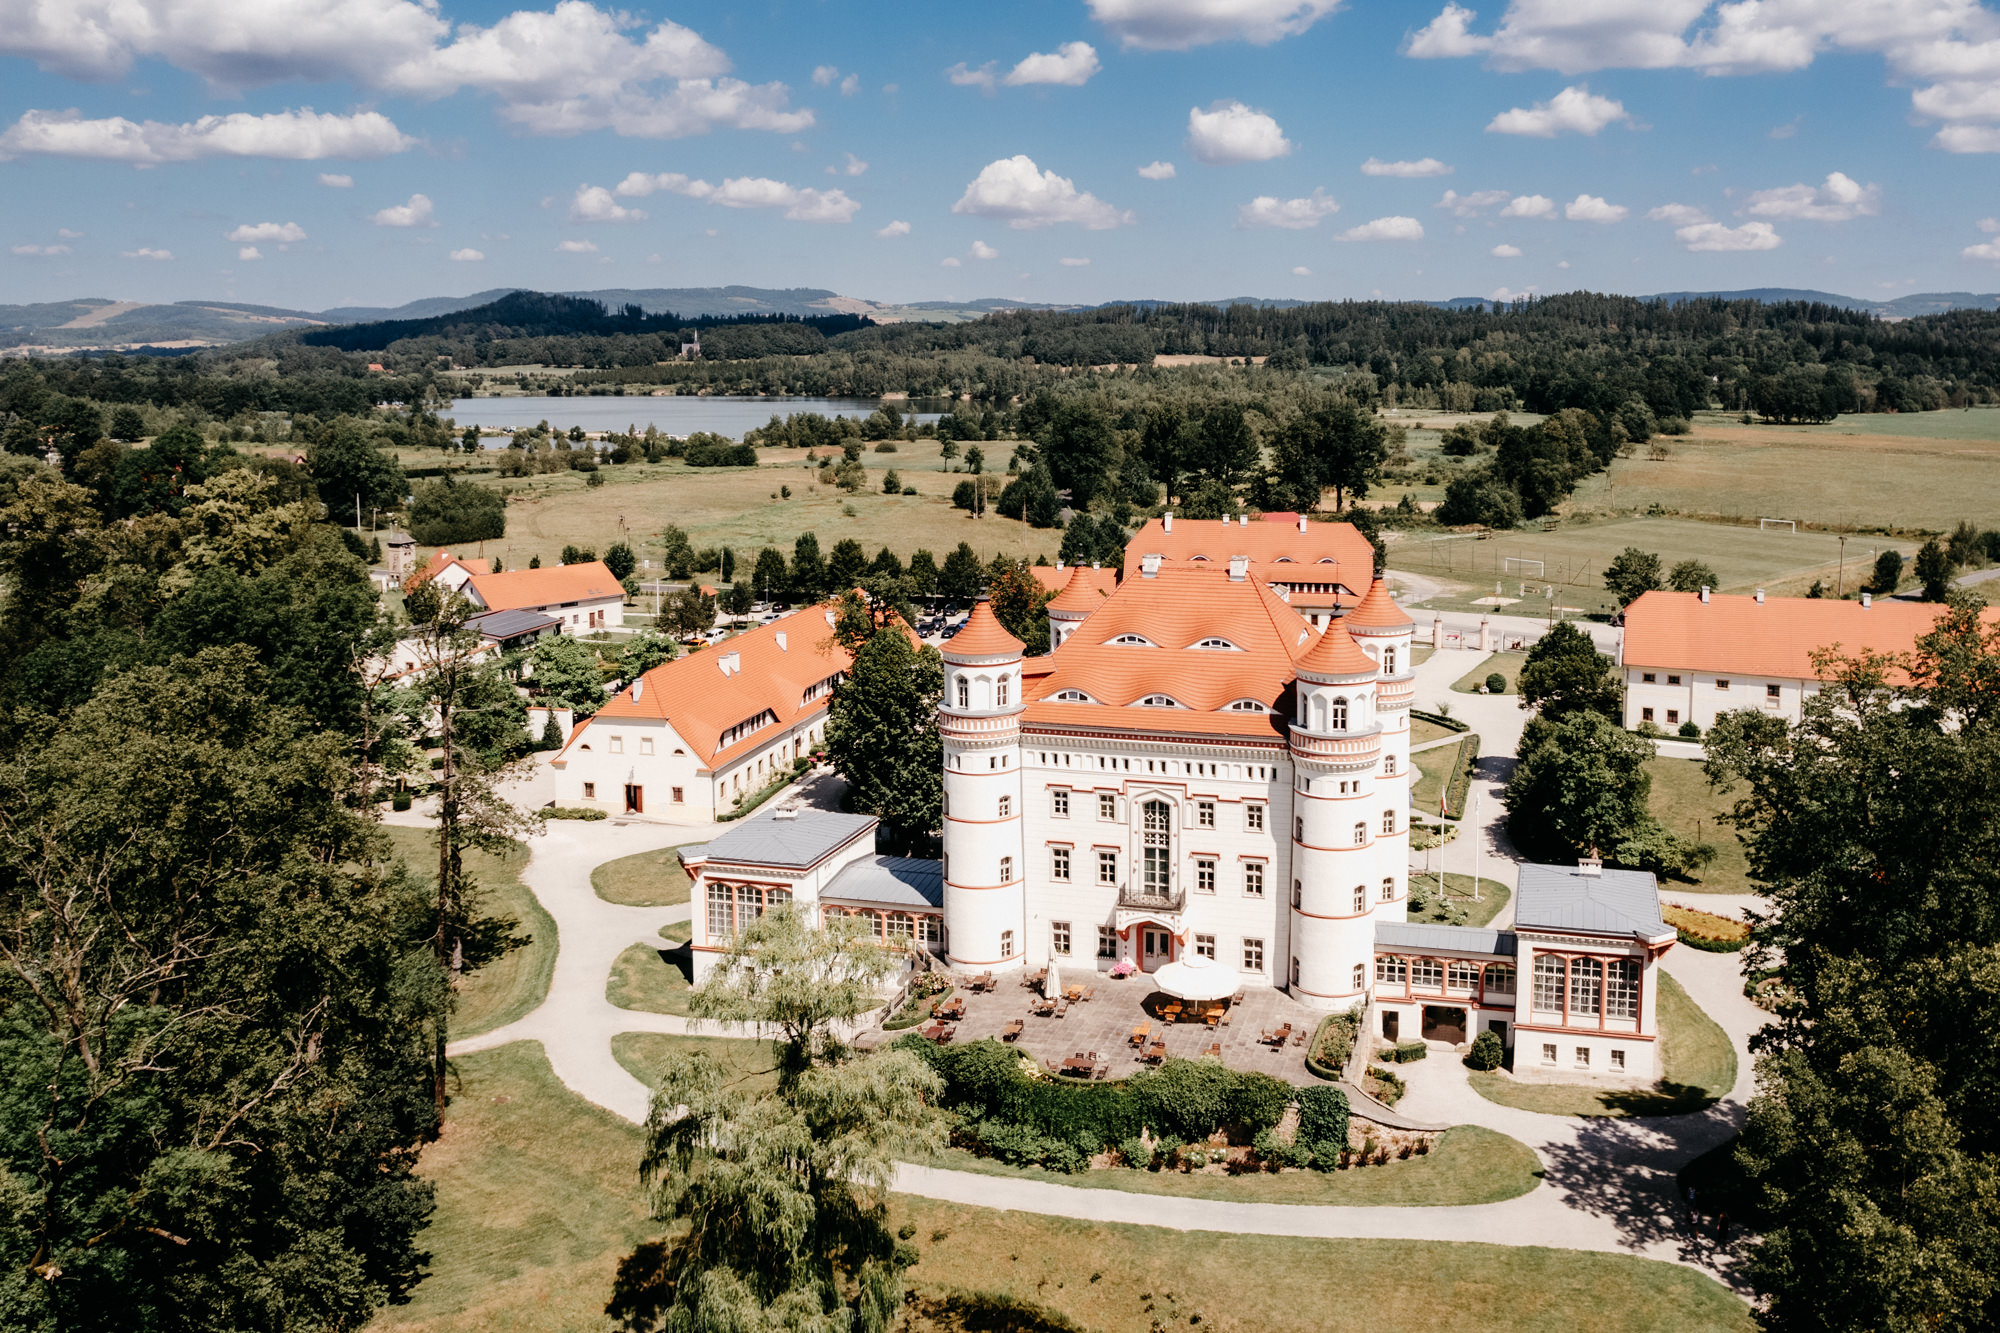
896 970 1324 1085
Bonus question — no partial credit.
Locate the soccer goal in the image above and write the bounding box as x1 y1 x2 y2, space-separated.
1503 557 1545 577
1758 518 1797 533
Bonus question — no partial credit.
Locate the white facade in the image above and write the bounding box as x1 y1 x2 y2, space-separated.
552 705 828 820
1623 665 1813 732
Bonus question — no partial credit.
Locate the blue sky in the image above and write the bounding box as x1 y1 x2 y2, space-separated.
4 0 2000 311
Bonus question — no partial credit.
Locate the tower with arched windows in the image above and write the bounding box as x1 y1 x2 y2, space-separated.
1343 576 1417 923
938 597 1028 970
1286 615 1391 1006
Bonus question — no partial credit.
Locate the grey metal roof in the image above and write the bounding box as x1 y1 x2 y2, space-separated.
1514 863 1670 938
466 608 560 641
689 808 876 870
1373 922 1517 957
823 855 944 908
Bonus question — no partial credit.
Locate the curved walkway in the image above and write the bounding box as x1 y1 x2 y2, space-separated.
437 700 1767 1288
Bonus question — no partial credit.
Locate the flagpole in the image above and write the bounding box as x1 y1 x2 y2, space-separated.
1472 788 1482 902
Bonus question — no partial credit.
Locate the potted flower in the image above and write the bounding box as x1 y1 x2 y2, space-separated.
1109 959 1136 980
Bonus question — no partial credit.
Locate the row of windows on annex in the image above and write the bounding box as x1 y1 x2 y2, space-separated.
704 884 943 948
1538 1043 1632 1073
1375 955 1518 1000
1527 953 1644 1027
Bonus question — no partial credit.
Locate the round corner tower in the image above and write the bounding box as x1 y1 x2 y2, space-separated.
938 596 1029 972
1343 576 1418 925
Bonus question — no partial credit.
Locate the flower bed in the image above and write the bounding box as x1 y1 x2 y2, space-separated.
1305 1009 1361 1081
1664 903 1749 953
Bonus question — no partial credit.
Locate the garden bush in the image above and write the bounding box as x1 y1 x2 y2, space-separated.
1485 672 1506 694
1410 708 1469 733
1677 720 1701 739
542 806 608 821
1365 1065 1407 1106
390 791 412 812
1294 1085 1350 1170
1382 1040 1428 1064
1306 1009 1361 1080
1465 1030 1505 1071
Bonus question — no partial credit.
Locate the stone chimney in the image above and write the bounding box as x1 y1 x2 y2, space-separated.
1699 586 1710 604
1163 512 1173 533
1754 588 1765 605
1228 554 1249 582
1297 514 1308 534
1862 592 1872 608
1140 553 1162 579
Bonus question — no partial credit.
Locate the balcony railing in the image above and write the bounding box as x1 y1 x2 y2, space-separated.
1117 883 1187 914
1288 727 1382 768
1377 675 1416 710
938 711 1020 738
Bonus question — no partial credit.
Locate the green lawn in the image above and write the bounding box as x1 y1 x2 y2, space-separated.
1645 757 1755 895
1412 733 1477 817
382 825 554 1040
1452 651 1526 695
611 1032 784 1096
1469 973 1738 1117
606 942 693 1015
658 918 692 944
375 1041 1748 1333
1410 717 1459 746
920 1125 1541 1207
1406 873 1511 929
1410 642 1436 667
591 846 693 906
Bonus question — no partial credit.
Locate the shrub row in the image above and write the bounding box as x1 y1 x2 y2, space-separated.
542 806 608 821
1411 708 1470 733
1305 1009 1362 1081
1441 734 1481 821
1378 1040 1428 1064
716 758 811 822
883 985 953 1032
1663 903 1750 953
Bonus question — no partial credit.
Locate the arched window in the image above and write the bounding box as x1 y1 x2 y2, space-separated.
1000 928 1015 958
1352 963 1365 991
1383 755 1396 775
1142 801 1171 894
886 912 915 943
1382 809 1396 834
1291 879 1302 908
1384 647 1398 674
767 887 792 910
1353 822 1367 846
996 674 1010 706
1294 816 1304 842
1352 884 1365 914
999 856 1014 883
998 794 1012 818
955 677 969 708
1381 876 1395 902
1330 697 1348 730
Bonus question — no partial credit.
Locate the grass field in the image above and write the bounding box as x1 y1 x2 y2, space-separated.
1410 717 1458 746
1412 733 1477 816
1452 650 1525 695
610 1032 784 1096
605 942 693 1015
921 1124 1541 1206
377 1042 1749 1333
1470 974 1737 1117
590 846 692 906
1646 757 1755 895
382 826 552 1040
1405 873 1511 929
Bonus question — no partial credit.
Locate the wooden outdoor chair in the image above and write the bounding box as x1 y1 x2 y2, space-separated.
1079 986 1095 1002
1204 1042 1222 1060
1002 1019 1024 1042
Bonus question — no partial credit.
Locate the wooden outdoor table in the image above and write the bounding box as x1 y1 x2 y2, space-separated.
1058 1054 1094 1077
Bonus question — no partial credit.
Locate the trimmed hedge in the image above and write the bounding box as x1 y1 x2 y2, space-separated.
1663 903 1750 953
1441 734 1480 821
1411 708 1470 733
1380 1040 1428 1064
883 984 953 1032
543 807 608 821
1295 1084 1350 1167
1305 1009 1361 1081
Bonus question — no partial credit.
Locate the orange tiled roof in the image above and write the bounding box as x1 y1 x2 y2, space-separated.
1344 576 1414 632
1023 566 1315 723
945 599 1024 658
1123 517 1376 603
1032 564 1118 601
466 561 622 612
1048 564 1114 616
1622 590 1998 681
407 550 491 589
1297 613 1378 678
565 603 862 768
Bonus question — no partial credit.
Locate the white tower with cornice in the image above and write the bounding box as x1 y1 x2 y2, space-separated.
937 597 1029 971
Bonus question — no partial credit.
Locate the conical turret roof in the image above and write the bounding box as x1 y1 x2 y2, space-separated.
1296 612 1377 679
1344 576 1414 633
943 597 1024 658
1048 564 1107 617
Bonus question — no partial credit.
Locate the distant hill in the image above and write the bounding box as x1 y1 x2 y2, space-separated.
322 285 859 323
0 298 324 351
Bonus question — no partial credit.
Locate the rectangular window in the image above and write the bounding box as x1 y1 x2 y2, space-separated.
999 856 1013 883
1097 850 1118 885
1352 884 1365 914
1541 1043 1558 1066
1666 710 1680 725
1197 800 1215 827
1447 960 1480 994
1410 957 1443 991
1642 707 1655 722
1245 803 1264 832
640 737 654 755
1295 816 1304 842
1052 922 1071 956
1667 674 1682 686
1244 862 1265 897
1381 876 1395 902
1766 683 1782 699
1351 962 1364 991
1051 847 1071 881
1375 955 1407 987
1570 957 1603 1017
609 736 623 754
671 787 684 804
1053 788 1069 818
1485 964 1516 995
1000 929 1015 958
1532 955 1566 1014
1194 933 1216 959
1606 959 1640 1020
1098 792 1116 820
582 782 596 799
1242 938 1264 972
1097 926 1116 959
1641 672 1656 683
706 883 732 938
1195 858 1216 893
1611 1049 1626 1071
1575 1047 1590 1069
998 794 1012 818
1716 678 1731 691
1353 822 1367 847
1382 809 1395 835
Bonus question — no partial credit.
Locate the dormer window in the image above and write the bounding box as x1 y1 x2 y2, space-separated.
1110 634 1156 647
1316 557 1336 564
1053 689 1095 703
1138 694 1182 708
1226 699 1268 712
1194 637 1241 651
1274 556 1296 563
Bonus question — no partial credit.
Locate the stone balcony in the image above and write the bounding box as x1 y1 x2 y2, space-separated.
1288 726 1383 770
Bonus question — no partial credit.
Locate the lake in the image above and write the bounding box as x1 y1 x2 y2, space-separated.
445 395 944 441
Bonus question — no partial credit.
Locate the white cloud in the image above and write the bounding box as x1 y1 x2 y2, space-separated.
1935 125 2000 155
1404 4 1488 60
1291 265 1311 275
947 61 997 91
1677 220 1782 252
1557 259 1570 268
372 192 437 227
875 219 911 237
570 185 645 222
1437 188 1510 216
56 227 81 238
1743 172 1881 222
952 155 1133 229
556 239 599 253
940 256 962 267
1138 160 1177 180
1087 0 1343 50
1980 217 2000 234
226 220 307 243
1486 85 1631 137
317 171 352 187
237 245 261 260
122 247 172 260
1965 239 2000 262
0 107 412 163
1646 202 1710 225
1770 116 1801 140
1499 194 1555 219
840 73 859 96
1236 188 1339 229
1187 100 1292 164
605 170 858 221
450 247 485 261
11 243 70 256
1335 215 1423 242
829 152 867 176
1565 193 1628 222
1362 156 1452 178
969 240 999 259
1006 41 1101 86
1060 256 1091 266
1491 242 1522 257
1489 286 1536 302
812 64 838 86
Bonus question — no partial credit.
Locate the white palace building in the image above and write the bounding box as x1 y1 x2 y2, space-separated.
676 520 1675 1082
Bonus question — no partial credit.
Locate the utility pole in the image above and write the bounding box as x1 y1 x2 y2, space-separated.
1836 533 1848 597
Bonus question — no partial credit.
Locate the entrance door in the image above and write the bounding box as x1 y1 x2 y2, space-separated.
624 784 644 814
1382 1011 1400 1042
1141 928 1174 972
1421 1005 1467 1045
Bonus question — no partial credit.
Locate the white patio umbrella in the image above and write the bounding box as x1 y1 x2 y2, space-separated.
1042 957 1062 998
1149 951 1237 1003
